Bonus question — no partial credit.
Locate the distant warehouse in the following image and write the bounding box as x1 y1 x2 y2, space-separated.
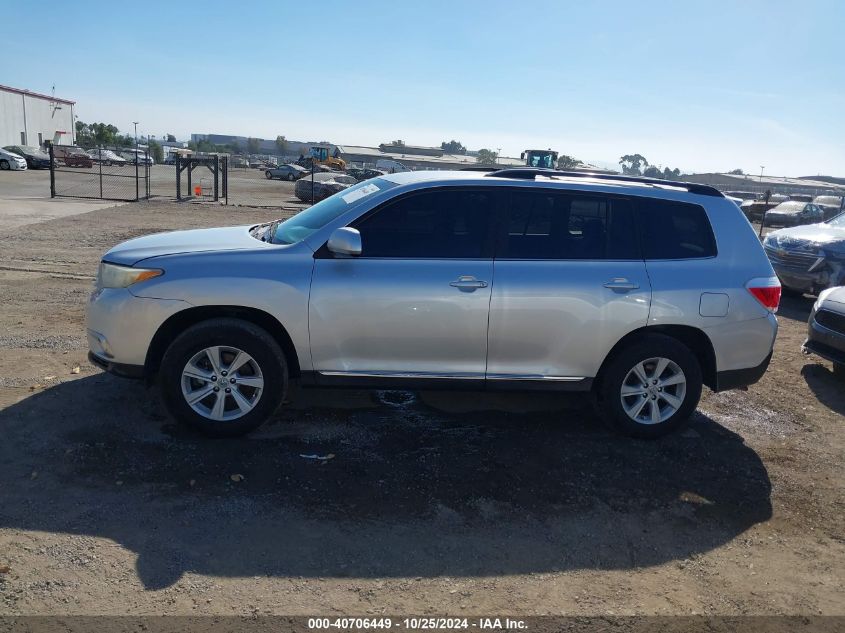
0 84 76 149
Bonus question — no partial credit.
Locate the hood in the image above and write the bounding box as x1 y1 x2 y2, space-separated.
823 287 845 306
102 225 268 266
767 223 845 246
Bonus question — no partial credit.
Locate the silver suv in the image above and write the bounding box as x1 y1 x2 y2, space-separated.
87 169 781 438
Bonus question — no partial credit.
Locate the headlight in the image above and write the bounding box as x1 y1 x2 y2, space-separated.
97 262 163 288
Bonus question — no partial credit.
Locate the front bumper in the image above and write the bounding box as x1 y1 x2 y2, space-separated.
765 246 845 293
803 306 845 365
86 287 190 372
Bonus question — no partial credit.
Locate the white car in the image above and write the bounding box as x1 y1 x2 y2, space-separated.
88 149 128 167
0 148 28 171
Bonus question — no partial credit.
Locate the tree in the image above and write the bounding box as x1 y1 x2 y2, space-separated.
148 140 164 163
728 168 744 175
246 137 260 153
275 135 288 155
664 167 681 179
643 166 662 178
476 148 499 165
227 141 241 154
440 140 466 154
619 153 649 176
556 154 580 169
166 134 176 143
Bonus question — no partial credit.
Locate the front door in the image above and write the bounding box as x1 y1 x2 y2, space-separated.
309 187 500 383
486 188 651 383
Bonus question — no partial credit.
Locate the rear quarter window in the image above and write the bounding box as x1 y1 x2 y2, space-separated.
637 199 717 259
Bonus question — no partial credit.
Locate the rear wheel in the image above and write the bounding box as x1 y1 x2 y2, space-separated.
159 318 287 437
597 334 702 438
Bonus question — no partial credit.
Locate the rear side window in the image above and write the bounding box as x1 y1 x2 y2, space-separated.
502 191 639 260
638 199 716 259
353 189 496 258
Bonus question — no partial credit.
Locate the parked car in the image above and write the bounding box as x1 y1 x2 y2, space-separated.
0 147 28 171
119 150 153 165
803 286 845 379
64 151 94 168
265 164 307 181
740 194 787 222
2 145 50 169
787 194 813 203
294 172 357 202
347 168 387 182
763 201 825 227
88 149 128 167
52 145 88 162
763 211 845 294
813 195 844 221
724 191 758 200
87 170 779 439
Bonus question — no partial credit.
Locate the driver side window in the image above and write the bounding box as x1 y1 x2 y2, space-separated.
353 189 497 259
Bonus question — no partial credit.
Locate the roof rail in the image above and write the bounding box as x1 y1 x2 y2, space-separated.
484 168 724 198
460 166 500 172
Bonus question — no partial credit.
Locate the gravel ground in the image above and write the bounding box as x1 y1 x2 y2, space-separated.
0 200 842 616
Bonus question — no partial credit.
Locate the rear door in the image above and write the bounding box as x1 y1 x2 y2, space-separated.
486 188 651 383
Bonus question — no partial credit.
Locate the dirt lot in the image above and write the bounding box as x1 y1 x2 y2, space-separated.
0 200 842 616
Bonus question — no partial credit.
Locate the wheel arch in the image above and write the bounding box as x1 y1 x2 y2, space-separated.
144 305 301 384
595 325 717 391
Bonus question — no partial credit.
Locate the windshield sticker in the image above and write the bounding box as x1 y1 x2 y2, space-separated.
341 183 380 204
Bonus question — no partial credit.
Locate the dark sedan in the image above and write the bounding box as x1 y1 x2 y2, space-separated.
2 145 51 169
347 168 387 181
763 201 824 227
294 173 357 202
803 286 845 380
763 211 845 294
265 164 308 181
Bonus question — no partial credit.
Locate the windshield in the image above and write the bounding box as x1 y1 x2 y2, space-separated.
827 212 845 227
527 152 555 168
272 178 396 244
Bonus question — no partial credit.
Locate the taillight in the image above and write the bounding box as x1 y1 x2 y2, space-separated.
747 277 781 312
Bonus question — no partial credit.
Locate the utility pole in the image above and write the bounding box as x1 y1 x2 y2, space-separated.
496 148 501 165
759 166 765 182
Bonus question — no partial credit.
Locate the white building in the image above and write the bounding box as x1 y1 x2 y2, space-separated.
0 84 76 148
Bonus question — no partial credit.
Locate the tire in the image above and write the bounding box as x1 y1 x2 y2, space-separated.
834 362 845 381
159 318 288 437
265 171 273 179
596 334 703 438
287 173 295 181
0 160 9 170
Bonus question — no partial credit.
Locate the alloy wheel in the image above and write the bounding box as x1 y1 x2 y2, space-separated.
180 346 264 421
620 357 687 425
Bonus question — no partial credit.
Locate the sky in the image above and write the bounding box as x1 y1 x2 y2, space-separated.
2 0 844 176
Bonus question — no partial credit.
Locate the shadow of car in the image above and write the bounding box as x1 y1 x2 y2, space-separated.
0 374 772 590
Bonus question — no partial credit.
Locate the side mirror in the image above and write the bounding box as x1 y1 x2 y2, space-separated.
327 227 361 256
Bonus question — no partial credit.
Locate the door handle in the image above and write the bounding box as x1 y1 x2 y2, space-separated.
603 278 639 290
450 275 488 290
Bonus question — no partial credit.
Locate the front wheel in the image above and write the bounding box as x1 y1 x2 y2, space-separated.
0 160 9 170
287 173 295 181
265 171 273 179
596 334 702 438
159 318 288 437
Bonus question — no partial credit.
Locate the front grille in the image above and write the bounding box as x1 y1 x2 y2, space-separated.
763 245 821 271
815 309 845 336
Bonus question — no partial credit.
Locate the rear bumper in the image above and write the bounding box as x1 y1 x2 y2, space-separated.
715 350 772 391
